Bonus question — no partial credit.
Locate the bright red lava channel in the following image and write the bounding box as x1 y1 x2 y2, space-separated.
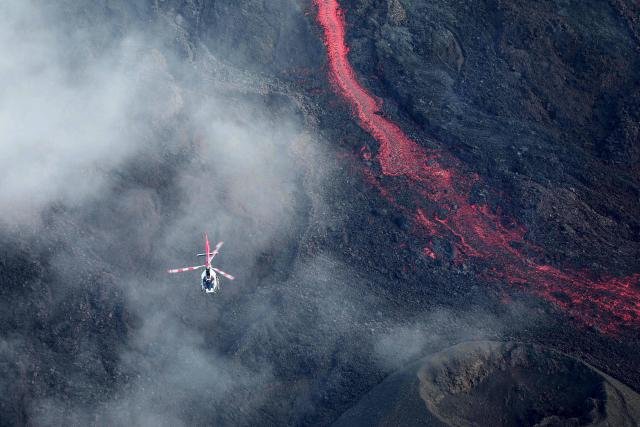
315 0 640 333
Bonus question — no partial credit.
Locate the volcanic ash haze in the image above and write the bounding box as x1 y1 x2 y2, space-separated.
0 0 332 424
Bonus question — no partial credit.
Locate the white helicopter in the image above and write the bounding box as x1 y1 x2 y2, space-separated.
167 233 235 293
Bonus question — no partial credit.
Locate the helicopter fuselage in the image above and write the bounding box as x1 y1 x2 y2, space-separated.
201 267 220 293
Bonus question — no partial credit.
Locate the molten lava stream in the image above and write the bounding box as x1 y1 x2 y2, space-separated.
314 0 640 332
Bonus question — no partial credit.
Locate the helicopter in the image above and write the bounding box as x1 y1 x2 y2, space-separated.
167 233 235 293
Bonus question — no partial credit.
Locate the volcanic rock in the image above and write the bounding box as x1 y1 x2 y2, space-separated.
335 341 640 427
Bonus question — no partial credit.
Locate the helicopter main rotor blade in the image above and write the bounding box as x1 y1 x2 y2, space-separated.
167 265 205 274
209 241 224 261
212 267 234 280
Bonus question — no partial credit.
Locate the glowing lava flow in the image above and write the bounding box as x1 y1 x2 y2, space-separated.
315 0 640 332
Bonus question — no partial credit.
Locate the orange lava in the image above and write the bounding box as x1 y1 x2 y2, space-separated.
315 0 640 333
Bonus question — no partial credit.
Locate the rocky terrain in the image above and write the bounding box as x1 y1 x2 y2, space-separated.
335 341 640 426
1 0 639 425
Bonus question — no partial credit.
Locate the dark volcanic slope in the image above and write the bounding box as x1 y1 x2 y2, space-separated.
316 0 640 332
335 341 640 427
1 0 640 426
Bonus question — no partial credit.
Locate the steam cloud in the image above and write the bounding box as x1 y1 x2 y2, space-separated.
0 0 320 424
